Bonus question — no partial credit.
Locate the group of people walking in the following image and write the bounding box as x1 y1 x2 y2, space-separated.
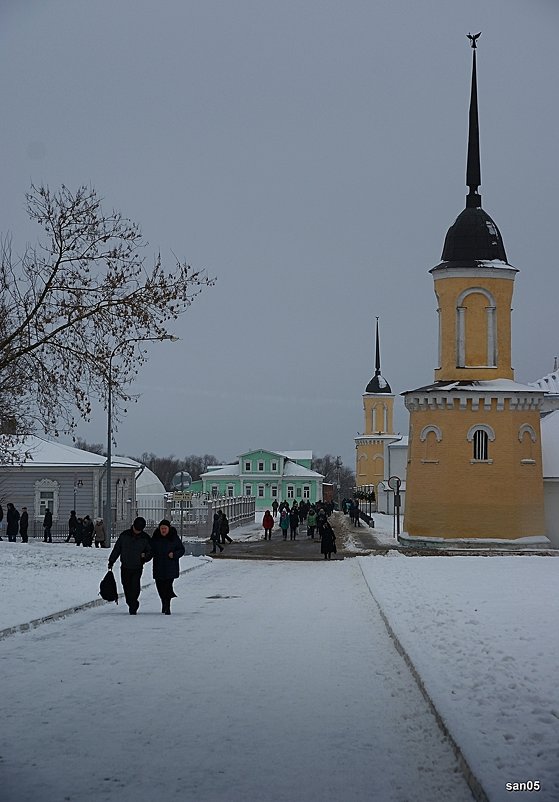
0 503 29 542
210 509 232 553
263 500 337 559
108 516 185 615
66 511 106 547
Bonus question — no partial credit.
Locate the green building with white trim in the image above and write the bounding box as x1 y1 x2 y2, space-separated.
196 449 324 511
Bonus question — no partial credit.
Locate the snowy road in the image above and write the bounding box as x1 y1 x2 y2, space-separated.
1 558 473 802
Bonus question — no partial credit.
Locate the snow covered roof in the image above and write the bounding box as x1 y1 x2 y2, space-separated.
282 461 323 478
0 435 140 470
388 436 408 448
201 464 239 478
135 466 166 495
529 371 559 395
200 460 322 480
403 379 542 395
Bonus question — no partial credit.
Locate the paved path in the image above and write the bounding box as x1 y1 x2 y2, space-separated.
1 559 474 802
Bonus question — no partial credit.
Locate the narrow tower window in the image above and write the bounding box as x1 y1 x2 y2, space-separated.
473 429 488 461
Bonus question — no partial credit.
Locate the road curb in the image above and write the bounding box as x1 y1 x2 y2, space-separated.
0 558 212 641
358 558 490 802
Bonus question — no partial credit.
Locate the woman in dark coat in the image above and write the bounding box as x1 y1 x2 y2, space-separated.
151 520 185 614
320 520 337 560
6 503 20 542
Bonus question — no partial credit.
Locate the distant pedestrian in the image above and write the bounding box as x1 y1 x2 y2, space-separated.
320 520 336 560
6 503 20 542
94 518 106 548
82 515 94 547
307 507 317 540
74 518 84 546
289 507 299 540
108 517 152 615
43 509 53 542
66 510 79 543
262 510 274 540
0 504 4 540
19 507 29 543
279 509 289 540
219 511 233 545
210 512 224 554
151 519 185 614
272 500 279 518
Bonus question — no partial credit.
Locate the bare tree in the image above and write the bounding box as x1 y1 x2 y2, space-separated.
134 452 223 489
312 454 355 499
0 184 214 456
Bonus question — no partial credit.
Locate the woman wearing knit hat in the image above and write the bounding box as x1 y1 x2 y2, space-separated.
151 520 185 614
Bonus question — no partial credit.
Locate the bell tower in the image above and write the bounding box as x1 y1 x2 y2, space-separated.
402 35 545 541
355 318 397 494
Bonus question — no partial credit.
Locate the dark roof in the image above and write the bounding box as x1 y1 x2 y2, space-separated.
441 206 507 263
365 374 392 394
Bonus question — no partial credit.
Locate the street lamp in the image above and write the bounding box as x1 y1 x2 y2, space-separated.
103 334 179 547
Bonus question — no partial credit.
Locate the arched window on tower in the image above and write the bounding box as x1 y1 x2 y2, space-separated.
467 424 495 463
518 424 537 464
456 288 497 368
419 425 442 463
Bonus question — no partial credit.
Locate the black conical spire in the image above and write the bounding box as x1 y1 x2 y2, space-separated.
365 317 392 394
466 32 482 208
375 317 381 376
439 33 508 264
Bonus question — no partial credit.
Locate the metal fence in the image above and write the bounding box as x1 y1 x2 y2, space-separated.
21 496 256 548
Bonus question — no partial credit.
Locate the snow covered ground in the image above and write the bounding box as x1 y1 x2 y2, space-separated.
0 540 557 801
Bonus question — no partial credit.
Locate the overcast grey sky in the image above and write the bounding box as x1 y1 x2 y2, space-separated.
1 0 558 467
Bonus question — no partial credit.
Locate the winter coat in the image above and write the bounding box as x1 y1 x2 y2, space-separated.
289 509 299 527
307 511 317 528
108 527 153 571
219 515 230 537
262 512 274 530
82 518 94 547
94 520 106 543
320 522 336 555
151 527 185 580
43 510 53 529
6 505 20 536
19 510 29 535
68 513 79 535
210 513 221 542
279 512 289 531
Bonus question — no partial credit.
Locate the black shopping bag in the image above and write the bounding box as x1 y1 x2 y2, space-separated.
99 570 119 603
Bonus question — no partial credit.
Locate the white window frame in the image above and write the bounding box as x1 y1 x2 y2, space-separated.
211 485 219 498
34 478 60 521
257 484 265 498
227 484 234 498
303 485 310 499
271 460 278 472
287 485 294 499
271 485 278 498
244 461 251 472
244 484 252 497
258 461 265 472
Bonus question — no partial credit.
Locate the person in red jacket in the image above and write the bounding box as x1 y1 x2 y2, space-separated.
262 510 274 540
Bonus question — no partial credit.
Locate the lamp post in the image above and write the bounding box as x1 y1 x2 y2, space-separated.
103 335 178 548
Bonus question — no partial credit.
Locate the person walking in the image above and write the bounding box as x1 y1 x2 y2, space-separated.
289 506 299 540
108 517 152 615
306 506 317 540
151 519 185 614
219 510 233 545
81 515 94 547
19 507 29 543
93 518 106 548
320 519 337 560
262 510 274 540
6 503 20 542
43 509 53 542
279 508 289 540
210 512 224 554
66 510 79 543
272 499 279 518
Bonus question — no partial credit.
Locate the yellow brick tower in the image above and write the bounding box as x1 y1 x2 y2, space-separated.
402 35 545 541
355 318 398 498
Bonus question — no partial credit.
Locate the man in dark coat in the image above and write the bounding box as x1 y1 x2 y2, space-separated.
219 510 233 545
6 503 20 542
66 510 79 543
108 517 152 615
151 520 185 614
43 509 53 542
19 507 29 543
